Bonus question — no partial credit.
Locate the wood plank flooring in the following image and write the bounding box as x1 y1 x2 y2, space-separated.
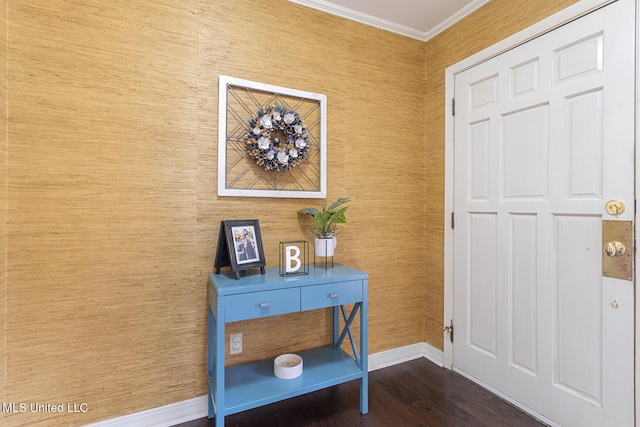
174 357 547 427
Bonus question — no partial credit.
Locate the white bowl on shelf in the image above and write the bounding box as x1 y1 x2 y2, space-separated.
274 354 303 379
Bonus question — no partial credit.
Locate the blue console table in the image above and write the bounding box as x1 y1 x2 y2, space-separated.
207 264 368 426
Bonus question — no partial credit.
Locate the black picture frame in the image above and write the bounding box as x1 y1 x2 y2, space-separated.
215 219 266 279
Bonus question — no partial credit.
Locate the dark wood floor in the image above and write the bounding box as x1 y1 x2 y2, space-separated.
174 357 547 427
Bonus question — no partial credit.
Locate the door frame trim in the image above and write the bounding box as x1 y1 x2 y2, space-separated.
442 0 635 420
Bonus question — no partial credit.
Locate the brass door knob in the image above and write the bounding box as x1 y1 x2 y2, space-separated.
604 241 626 257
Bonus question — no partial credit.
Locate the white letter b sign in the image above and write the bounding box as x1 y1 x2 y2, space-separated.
285 245 301 273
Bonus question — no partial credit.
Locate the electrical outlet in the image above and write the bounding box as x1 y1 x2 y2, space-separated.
230 333 243 355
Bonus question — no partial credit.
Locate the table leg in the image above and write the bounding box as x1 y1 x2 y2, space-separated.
215 303 225 427
360 279 369 414
332 305 339 347
207 307 215 418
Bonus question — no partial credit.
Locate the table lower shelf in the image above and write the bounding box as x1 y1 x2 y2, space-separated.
209 346 365 416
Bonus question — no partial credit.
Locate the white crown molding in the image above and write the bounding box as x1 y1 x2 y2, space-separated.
425 0 491 41
288 0 490 42
288 0 426 40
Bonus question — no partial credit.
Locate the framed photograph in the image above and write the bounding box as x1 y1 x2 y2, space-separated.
215 219 266 279
218 75 327 198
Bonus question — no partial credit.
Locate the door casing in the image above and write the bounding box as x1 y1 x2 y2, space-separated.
443 0 637 422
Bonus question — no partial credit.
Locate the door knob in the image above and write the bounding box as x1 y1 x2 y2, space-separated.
605 200 625 216
602 220 632 280
604 241 626 257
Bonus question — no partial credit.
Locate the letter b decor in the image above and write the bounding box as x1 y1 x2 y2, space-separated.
279 241 309 276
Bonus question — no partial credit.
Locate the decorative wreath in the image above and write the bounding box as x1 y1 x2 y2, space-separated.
245 105 310 172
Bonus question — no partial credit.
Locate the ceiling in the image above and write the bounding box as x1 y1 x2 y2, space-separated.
288 0 490 41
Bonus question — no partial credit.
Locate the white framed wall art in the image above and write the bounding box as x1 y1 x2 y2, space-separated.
218 75 327 198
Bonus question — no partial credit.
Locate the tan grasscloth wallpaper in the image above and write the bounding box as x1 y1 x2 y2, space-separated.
0 0 577 425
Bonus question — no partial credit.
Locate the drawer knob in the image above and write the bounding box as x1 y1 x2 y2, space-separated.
330 293 339 298
259 302 271 308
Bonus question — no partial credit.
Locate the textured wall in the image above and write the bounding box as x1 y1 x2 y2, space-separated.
3 0 425 425
423 0 580 350
1 0 591 424
0 0 6 424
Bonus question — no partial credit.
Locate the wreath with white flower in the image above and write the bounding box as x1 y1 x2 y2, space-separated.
245 105 310 172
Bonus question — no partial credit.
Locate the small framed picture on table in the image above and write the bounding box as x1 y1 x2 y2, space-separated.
215 219 266 279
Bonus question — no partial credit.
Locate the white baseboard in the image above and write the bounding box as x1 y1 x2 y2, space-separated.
88 342 443 427
368 342 443 371
84 396 208 427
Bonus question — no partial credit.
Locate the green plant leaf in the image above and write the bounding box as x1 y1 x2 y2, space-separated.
298 207 319 216
328 197 350 211
313 212 330 229
298 197 350 238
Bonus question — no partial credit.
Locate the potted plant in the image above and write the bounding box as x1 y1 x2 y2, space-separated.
298 197 350 257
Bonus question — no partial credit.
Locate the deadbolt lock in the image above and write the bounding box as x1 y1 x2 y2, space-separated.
605 200 625 216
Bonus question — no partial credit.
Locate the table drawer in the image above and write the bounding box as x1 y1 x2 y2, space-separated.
225 288 300 322
301 280 363 311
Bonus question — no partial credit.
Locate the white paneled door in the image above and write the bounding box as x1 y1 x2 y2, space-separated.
452 1 635 426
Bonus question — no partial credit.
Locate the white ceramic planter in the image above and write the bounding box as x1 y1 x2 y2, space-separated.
274 354 303 379
314 236 337 257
